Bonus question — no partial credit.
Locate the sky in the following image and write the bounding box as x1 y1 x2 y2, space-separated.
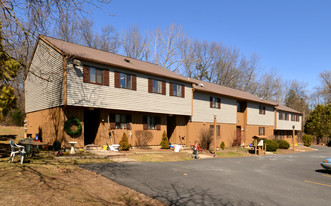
90 0 331 92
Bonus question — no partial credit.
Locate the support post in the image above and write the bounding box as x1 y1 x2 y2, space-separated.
292 125 295 151
214 114 217 155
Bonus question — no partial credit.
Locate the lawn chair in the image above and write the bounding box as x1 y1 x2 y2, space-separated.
8 140 26 164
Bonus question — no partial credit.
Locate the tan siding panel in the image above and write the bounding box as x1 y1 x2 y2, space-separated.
25 40 64 113
192 92 237 124
246 102 274 126
67 62 192 116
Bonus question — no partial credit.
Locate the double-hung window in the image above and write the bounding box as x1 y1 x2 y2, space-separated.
83 65 109 86
110 114 132 130
170 83 184 97
259 106 266 115
148 79 165 95
210 97 221 109
143 116 161 130
115 72 136 90
120 73 132 89
259 127 265 136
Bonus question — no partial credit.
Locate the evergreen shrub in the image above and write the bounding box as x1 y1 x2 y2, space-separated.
302 134 313 147
220 141 225 150
119 133 130 151
160 131 169 149
265 139 279 151
273 139 290 149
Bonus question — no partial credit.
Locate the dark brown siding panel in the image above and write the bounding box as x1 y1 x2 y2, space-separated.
217 98 221 109
132 75 137 90
114 72 120 88
162 81 166 95
169 83 174 96
103 70 109 86
83 66 90 83
210 97 213 108
181 85 185 98
148 78 153 93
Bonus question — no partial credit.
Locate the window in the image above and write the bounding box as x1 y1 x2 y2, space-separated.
114 72 136 90
143 116 161 130
259 106 266 115
237 102 245 112
148 79 166 95
210 125 220 136
291 114 300 122
120 73 132 89
110 114 132 129
279 111 289 121
284 113 289 121
170 83 185 97
210 97 221 109
259 127 265 136
83 65 109 86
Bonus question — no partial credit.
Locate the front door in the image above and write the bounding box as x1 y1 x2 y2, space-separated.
236 126 242 146
84 109 100 145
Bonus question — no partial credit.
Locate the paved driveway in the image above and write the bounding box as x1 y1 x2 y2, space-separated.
80 147 331 206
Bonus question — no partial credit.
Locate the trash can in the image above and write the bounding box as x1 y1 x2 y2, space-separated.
174 145 181 152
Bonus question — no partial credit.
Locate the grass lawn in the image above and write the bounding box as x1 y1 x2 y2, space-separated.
0 152 165 206
128 152 193 162
216 147 253 158
0 126 25 144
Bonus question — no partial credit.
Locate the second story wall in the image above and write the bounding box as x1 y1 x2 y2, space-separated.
66 60 192 116
25 40 64 113
192 92 237 124
247 102 274 126
276 111 302 130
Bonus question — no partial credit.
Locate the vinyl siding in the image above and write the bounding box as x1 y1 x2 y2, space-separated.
25 40 64 113
66 60 191 115
192 92 237 124
246 102 274 126
276 111 302 130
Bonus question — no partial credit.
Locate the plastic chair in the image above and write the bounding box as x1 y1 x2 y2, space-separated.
8 140 26 164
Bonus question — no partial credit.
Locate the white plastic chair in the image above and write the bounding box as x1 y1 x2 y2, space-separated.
8 140 26 164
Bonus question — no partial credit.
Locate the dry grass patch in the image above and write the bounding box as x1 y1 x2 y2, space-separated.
128 152 192 162
0 153 164 206
216 147 252 158
0 126 25 144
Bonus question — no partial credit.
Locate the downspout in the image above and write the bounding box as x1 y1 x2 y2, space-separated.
274 108 278 136
187 84 195 146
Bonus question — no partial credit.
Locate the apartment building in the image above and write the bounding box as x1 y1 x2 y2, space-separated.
25 35 302 148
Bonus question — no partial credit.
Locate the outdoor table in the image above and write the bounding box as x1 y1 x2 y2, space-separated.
68 142 77 154
20 141 48 157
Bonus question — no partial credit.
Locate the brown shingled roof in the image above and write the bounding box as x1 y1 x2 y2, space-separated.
39 35 193 84
192 79 278 106
275 104 301 114
38 35 280 107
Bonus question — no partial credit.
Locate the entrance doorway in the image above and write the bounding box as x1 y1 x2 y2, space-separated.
84 109 100 145
235 126 242 147
167 116 176 139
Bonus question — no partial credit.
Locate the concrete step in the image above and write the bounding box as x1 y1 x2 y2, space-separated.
85 144 102 150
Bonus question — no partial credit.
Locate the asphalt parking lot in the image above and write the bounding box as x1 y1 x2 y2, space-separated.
80 147 331 206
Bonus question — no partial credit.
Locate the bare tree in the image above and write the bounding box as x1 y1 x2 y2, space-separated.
122 25 149 60
317 70 331 104
150 23 185 71
255 70 282 101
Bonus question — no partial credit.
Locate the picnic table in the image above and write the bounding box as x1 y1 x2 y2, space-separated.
19 138 47 157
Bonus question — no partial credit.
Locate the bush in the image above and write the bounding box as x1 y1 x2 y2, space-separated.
119 133 130 151
160 131 169 149
327 140 331 147
135 130 153 148
220 141 225 150
3 108 24 126
264 139 279 152
199 128 213 150
273 139 290 149
302 134 313 147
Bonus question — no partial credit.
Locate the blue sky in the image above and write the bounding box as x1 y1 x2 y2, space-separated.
91 0 331 92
